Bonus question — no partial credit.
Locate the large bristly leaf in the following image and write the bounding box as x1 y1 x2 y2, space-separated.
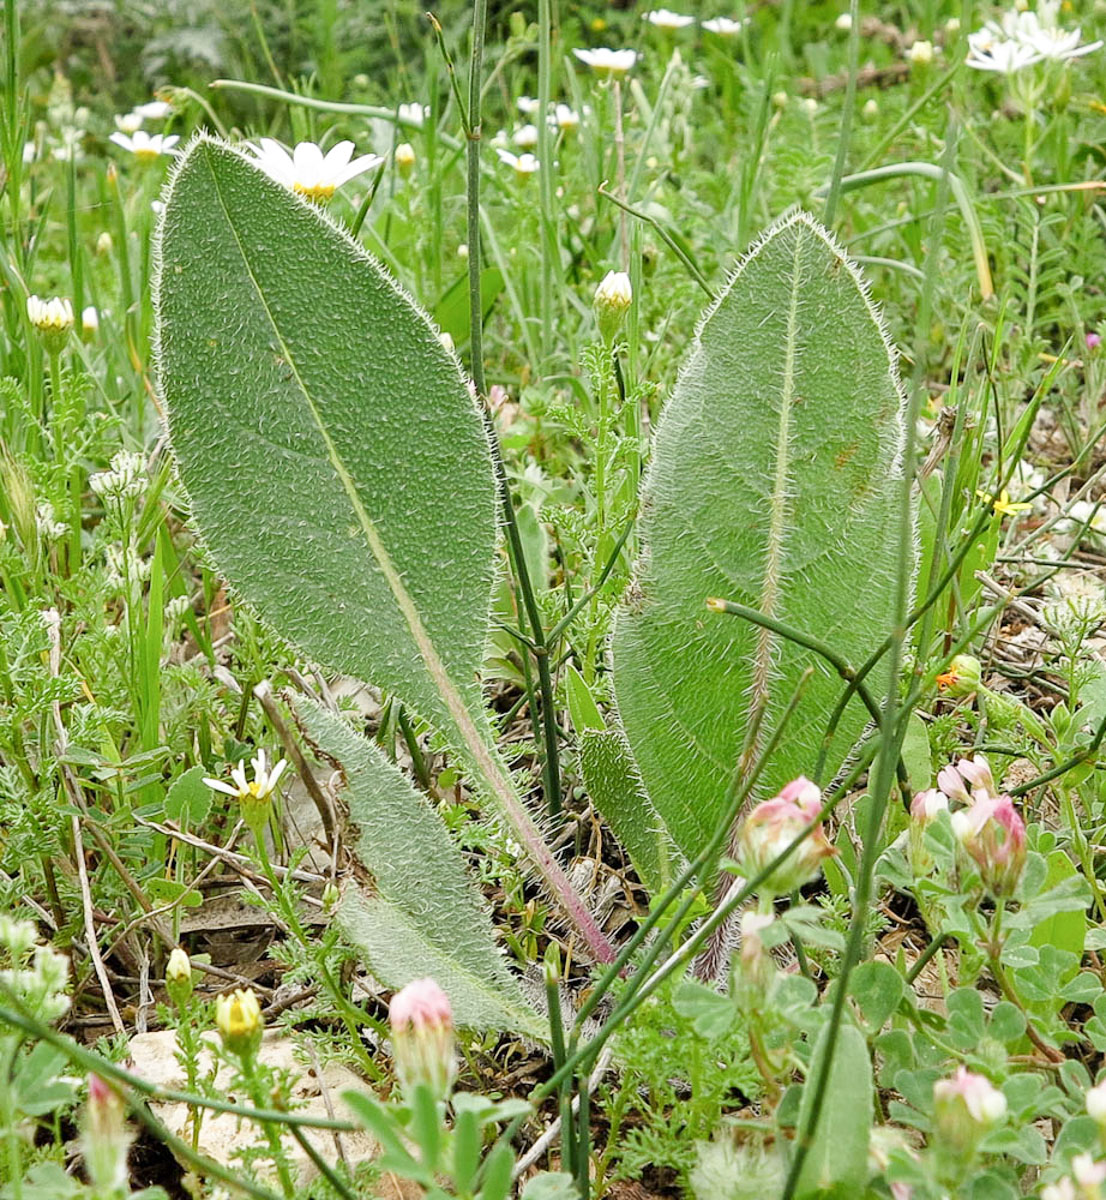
296 701 543 1037
153 136 496 747
154 137 614 965
612 211 909 859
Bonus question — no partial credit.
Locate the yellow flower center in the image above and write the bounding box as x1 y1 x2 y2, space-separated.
134 147 160 162
293 182 336 203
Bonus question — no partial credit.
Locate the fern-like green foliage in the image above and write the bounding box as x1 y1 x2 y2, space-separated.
153 136 497 750
612 211 910 860
296 700 543 1037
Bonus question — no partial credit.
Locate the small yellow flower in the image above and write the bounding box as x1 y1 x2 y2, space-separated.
976 487 1032 518
215 988 263 1057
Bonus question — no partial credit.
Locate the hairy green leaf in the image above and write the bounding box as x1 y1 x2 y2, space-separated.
154 136 613 964
296 699 543 1036
579 727 685 895
613 211 909 858
154 135 496 748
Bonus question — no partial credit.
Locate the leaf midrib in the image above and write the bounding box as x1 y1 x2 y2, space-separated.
738 225 805 784
202 149 475 741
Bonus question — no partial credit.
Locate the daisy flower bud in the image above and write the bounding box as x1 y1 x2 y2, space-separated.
737 777 835 898
389 977 455 1102
594 270 632 341
165 947 193 1008
80 305 99 340
27 295 74 354
215 988 263 1059
395 142 416 176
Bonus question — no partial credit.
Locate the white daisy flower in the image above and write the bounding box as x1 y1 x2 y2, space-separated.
552 103 580 131
114 112 144 134
27 295 74 336
398 102 430 128
965 30 1042 71
108 130 179 160
204 748 289 804
246 138 383 202
1015 13 1101 60
702 16 748 35
517 96 542 115
644 8 695 30
133 100 173 120
513 123 539 148
80 306 99 336
573 47 640 76
496 149 540 178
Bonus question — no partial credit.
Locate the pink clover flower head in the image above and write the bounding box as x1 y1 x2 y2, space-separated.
1087 331 1102 350
934 1067 1007 1149
738 777 835 897
951 793 1026 897
389 978 455 1101
910 788 949 824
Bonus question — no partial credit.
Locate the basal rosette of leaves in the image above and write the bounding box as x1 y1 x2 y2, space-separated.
612 211 912 859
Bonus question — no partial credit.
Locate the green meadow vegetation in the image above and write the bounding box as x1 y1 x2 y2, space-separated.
5 0 1106 1196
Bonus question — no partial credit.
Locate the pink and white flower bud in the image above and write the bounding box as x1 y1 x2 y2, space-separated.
909 789 949 876
738 777 835 898
950 793 1027 898
955 754 997 799
910 789 949 824
936 764 970 804
389 977 455 1102
82 1075 132 1193
933 1067 1006 1156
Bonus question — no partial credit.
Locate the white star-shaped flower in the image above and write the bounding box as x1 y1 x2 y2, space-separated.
247 139 383 202
204 749 289 803
573 47 639 76
108 130 179 160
